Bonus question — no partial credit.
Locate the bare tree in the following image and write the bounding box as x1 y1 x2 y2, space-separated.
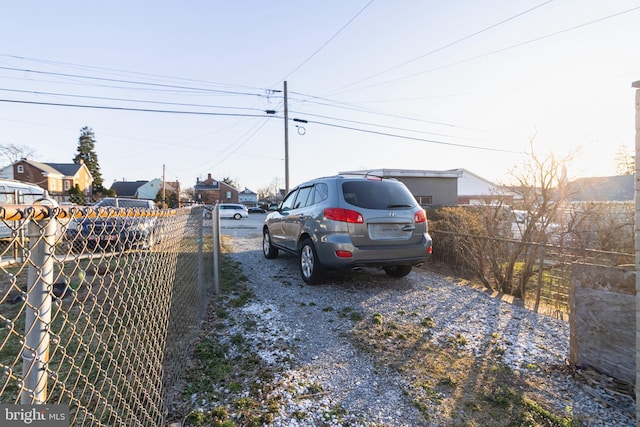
182 187 195 202
614 144 634 175
492 140 577 298
0 144 37 165
256 186 273 204
566 201 633 253
257 177 282 204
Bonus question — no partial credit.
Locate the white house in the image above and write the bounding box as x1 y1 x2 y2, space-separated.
448 168 515 205
238 188 258 207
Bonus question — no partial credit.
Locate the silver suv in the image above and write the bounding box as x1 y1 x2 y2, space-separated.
262 174 432 284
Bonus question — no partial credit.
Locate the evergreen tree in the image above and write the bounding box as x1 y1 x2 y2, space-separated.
222 177 240 189
73 126 104 193
67 184 86 205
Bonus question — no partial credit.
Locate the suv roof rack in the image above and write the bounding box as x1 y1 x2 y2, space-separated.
337 172 395 181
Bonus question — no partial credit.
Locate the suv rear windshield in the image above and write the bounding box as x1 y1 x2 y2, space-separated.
342 180 417 210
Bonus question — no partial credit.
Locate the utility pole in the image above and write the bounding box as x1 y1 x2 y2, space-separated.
162 164 166 206
283 81 290 194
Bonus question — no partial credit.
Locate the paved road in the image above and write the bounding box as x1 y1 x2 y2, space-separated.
217 212 265 238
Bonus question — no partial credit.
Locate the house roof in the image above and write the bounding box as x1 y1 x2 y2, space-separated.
195 180 238 192
21 159 64 177
110 181 148 197
20 159 91 180
44 162 83 177
567 175 634 202
194 182 220 190
447 168 494 184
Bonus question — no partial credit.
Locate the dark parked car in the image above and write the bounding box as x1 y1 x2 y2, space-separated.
67 197 160 251
248 207 265 213
203 204 214 219
262 174 432 284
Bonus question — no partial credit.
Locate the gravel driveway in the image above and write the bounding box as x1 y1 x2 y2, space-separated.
184 229 635 426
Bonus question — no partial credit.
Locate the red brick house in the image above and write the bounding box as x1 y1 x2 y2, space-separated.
193 173 239 204
4 158 93 201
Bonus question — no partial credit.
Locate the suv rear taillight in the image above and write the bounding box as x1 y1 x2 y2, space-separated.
324 208 364 223
414 210 427 223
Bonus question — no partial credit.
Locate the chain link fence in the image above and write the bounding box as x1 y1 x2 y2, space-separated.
0 199 216 426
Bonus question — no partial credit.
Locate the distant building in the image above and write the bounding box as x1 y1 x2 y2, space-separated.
566 175 634 202
194 173 239 204
0 158 93 202
447 168 515 206
109 179 163 200
238 188 258 207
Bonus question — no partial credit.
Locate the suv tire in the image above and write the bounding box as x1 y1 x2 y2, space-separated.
383 265 413 278
263 229 279 259
299 238 325 285
233 213 242 220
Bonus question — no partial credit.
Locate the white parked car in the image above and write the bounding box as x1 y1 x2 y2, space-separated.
219 203 248 220
0 179 46 240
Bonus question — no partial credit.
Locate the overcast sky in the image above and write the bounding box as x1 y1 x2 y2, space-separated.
1 1 639 192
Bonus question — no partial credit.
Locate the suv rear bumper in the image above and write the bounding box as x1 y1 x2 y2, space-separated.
314 232 432 269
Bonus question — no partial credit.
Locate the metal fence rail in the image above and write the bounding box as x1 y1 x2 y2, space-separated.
0 200 215 426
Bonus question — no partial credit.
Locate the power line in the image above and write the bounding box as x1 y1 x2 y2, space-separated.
282 115 518 154
0 65 265 97
333 0 555 93
274 0 375 85
333 5 640 95
0 87 267 113
289 110 479 141
0 98 275 117
0 53 267 93
0 90 516 156
288 91 484 130
195 118 273 174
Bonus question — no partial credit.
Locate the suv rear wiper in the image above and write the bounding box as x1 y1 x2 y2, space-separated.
387 204 412 208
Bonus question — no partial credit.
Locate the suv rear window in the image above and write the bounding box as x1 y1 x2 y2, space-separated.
342 180 417 209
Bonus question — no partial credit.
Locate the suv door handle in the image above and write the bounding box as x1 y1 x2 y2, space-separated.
402 225 416 231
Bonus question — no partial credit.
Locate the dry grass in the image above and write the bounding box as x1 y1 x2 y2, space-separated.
351 314 578 427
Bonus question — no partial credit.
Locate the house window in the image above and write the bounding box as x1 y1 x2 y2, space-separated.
17 165 24 173
225 191 231 199
416 195 432 206
64 181 71 191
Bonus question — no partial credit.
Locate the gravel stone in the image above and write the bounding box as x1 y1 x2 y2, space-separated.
223 233 635 426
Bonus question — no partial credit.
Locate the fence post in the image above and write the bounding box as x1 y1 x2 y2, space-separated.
212 204 220 295
198 207 204 293
533 246 545 312
21 194 58 404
